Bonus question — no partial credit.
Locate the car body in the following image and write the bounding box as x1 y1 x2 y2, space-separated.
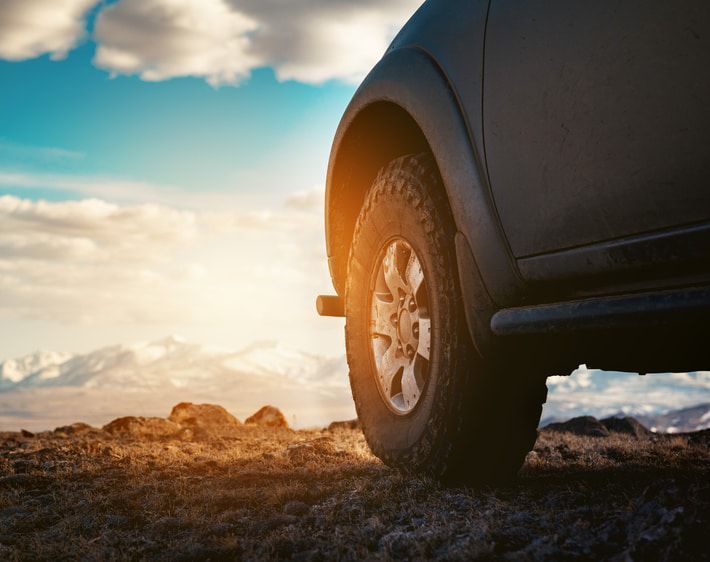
320 0 710 376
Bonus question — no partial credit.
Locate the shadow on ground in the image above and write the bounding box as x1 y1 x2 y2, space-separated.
0 403 707 560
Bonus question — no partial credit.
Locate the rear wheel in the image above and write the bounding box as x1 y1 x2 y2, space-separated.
345 153 547 485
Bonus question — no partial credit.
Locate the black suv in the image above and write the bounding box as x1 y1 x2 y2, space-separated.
317 0 710 484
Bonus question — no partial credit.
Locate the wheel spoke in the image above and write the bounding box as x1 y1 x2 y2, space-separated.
371 295 397 339
417 317 431 360
383 242 407 296
405 251 424 294
401 364 420 408
379 343 405 396
371 239 430 414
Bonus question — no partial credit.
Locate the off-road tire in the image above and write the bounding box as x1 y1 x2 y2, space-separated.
345 153 547 485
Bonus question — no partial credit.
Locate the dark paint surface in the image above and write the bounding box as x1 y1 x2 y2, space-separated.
483 0 710 258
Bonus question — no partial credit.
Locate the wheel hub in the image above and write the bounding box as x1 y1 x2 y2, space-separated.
398 308 413 343
370 239 431 415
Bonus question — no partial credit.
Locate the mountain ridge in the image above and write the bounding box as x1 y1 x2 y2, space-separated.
1 337 709 432
0 336 344 392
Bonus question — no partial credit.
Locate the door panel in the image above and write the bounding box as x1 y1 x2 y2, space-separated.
483 0 710 259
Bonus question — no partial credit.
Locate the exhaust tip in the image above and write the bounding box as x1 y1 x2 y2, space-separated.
316 294 345 317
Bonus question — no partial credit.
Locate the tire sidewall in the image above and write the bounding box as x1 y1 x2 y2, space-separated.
345 165 462 463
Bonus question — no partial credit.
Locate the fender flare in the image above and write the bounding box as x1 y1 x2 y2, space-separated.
325 47 524 353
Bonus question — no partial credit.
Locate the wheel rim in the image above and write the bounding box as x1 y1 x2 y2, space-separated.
370 239 431 415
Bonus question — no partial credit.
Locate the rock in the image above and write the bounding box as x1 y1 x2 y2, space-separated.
283 500 309 516
168 402 241 435
20 429 35 438
544 416 610 437
601 416 651 438
103 416 181 439
245 405 288 429
54 422 96 436
327 419 359 431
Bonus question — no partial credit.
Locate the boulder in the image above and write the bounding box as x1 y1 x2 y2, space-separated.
103 416 180 439
544 416 610 437
327 419 359 431
245 405 288 429
601 416 651 438
168 402 241 433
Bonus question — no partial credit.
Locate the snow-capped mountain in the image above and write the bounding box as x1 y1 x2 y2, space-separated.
635 403 710 433
1 336 345 392
0 350 74 389
0 336 353 431
542 366 710 425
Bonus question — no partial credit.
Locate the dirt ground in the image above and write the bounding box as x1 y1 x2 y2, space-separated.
0 409 707 561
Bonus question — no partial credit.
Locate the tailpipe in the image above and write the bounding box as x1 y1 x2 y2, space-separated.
316 294 345 317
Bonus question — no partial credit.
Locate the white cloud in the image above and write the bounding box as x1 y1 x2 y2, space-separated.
240 0 421 84
285 186 324 211
93 0 422 86
0 0 98 61
0 0 421 85
0 192 332 354
543 366 710 422
0 195 200 323
0 170 266 210
93 0 259 86
0 168 325 213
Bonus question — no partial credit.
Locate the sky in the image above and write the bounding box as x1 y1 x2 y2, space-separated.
0 0 423 359
1 1 708 431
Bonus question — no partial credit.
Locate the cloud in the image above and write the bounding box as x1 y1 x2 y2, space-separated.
93 0 259 86
0 192 329 340
0 170 244 210
0 0 98 61
0 196 197 253
543 366 710 422
239 0 421 84
284 186 324 211
0 196 195 324
93 0 422 86
0 0 421 85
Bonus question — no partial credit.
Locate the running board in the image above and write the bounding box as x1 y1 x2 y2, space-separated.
490 286 710 336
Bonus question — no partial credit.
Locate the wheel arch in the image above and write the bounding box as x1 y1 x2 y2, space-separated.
325 100 431 295
325 47 522 308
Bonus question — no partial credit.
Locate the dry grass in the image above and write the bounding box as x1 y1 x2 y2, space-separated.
0 421 707 560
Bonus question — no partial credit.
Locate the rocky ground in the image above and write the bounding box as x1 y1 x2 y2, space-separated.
0 403 708 561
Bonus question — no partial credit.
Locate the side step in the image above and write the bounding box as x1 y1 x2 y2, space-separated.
316 294 345 317
491 286 710 336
